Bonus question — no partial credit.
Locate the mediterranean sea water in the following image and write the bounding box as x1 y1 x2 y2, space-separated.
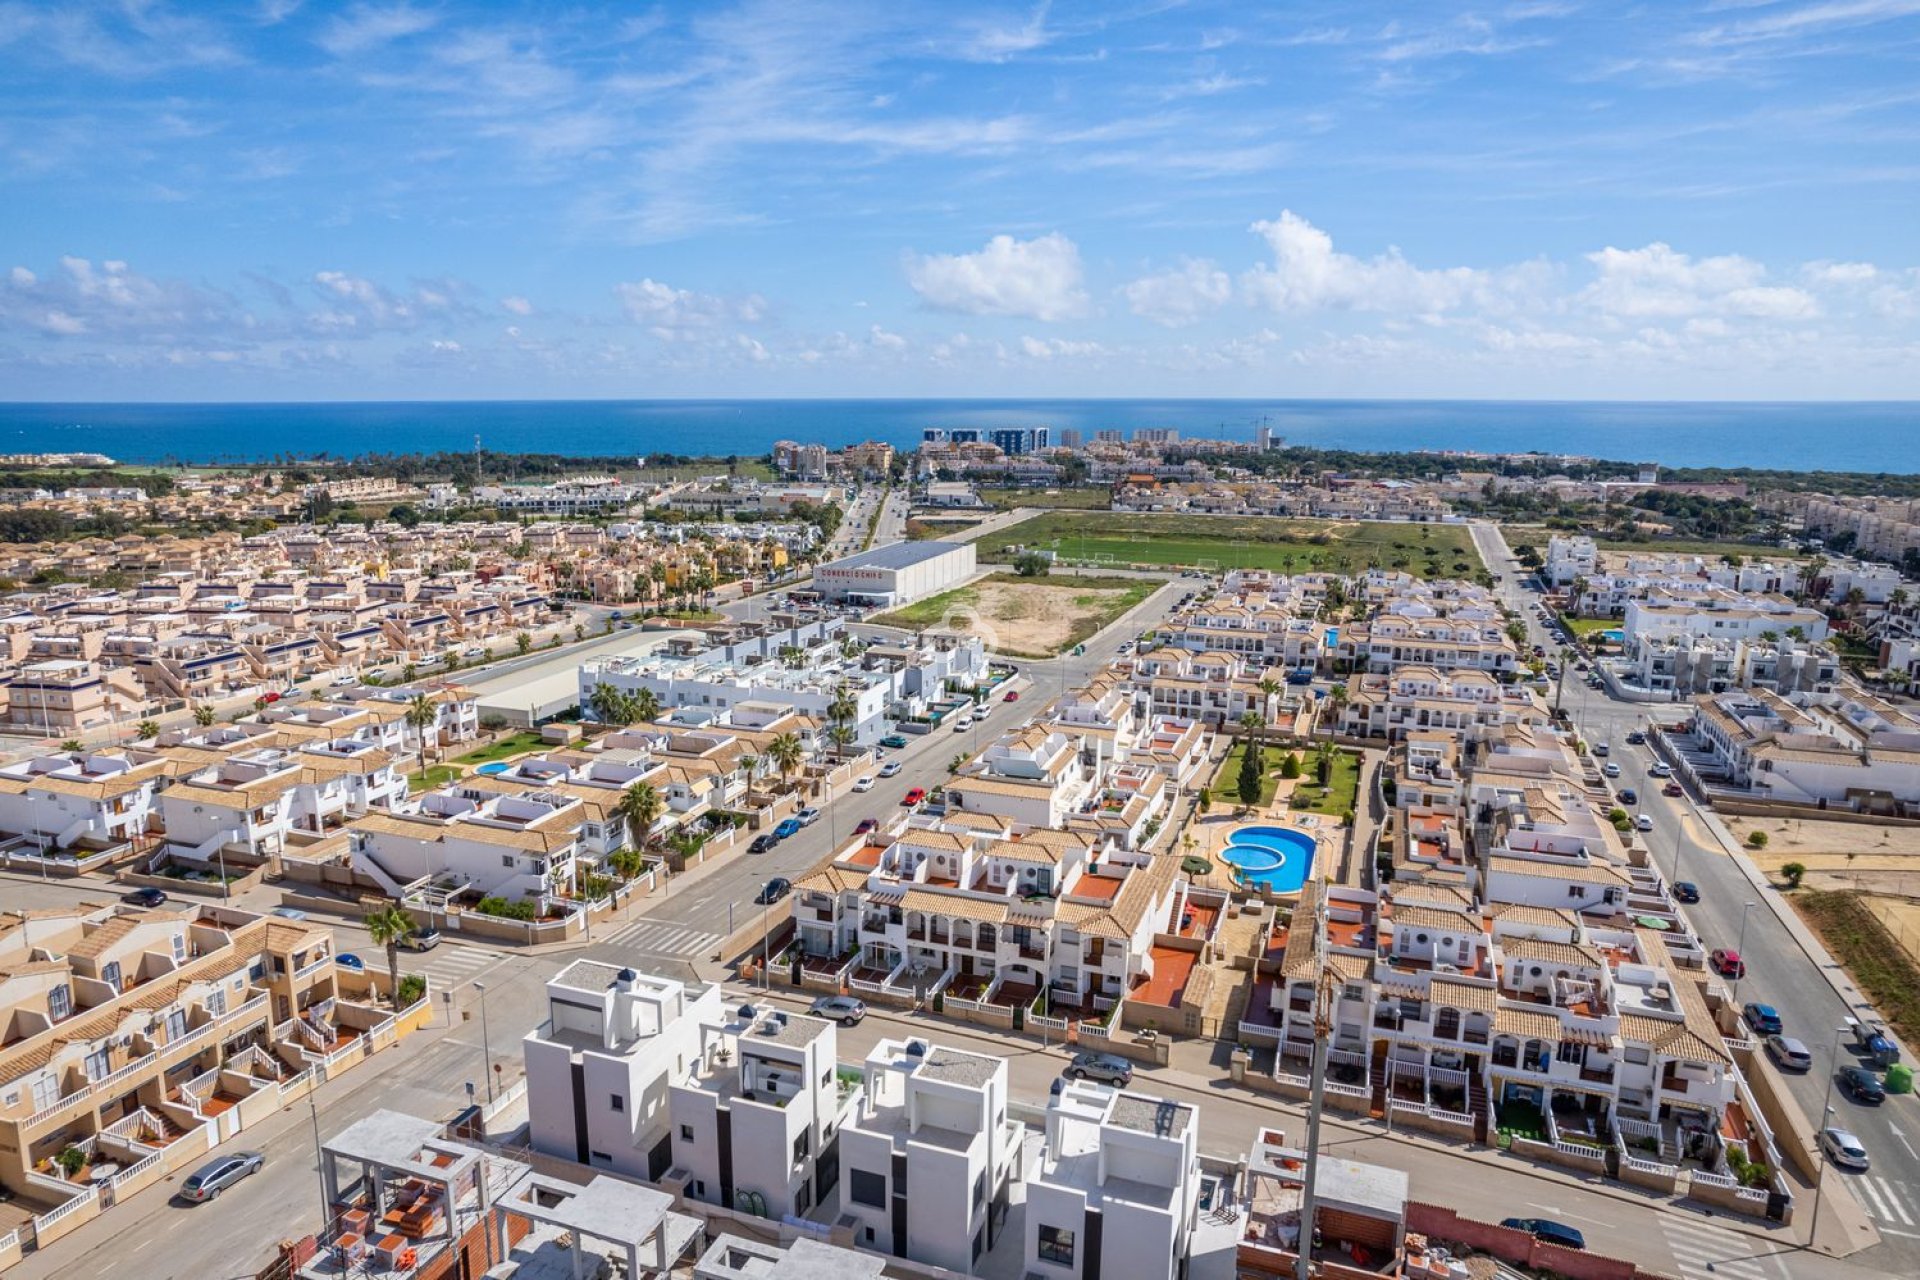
0 399 1915 472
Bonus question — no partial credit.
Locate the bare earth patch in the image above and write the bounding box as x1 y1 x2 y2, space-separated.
872 573 1154 658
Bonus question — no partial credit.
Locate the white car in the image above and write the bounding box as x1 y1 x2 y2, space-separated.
1648 762 1673 778
878 761 902 778
954 715 973 731
1634 813 1654 832
853 776 875 793
1819 1126 1870 1171
1602 762 1622 778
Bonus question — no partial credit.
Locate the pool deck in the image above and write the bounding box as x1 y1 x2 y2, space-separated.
1188 809 1333 899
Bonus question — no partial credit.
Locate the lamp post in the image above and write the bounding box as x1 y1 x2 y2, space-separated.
308 1086 327 1233
1810 1024 1848 1250
1730 901 1757 1004
474 980 495 1104
761 882 772 991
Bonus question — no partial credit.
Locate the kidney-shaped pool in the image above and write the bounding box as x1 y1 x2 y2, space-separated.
1219 825 1318 895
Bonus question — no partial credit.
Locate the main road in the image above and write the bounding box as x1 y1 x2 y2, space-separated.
1471 521 1915 1277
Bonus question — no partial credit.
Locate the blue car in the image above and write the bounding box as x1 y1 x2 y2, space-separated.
774 818 803 839
1742 1002 1783 1037
336 953 365 972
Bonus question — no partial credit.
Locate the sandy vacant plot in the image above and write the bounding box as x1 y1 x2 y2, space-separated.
872 574 1154 658
1727 813 1920 859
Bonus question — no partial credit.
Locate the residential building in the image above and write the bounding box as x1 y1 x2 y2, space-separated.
1543 535 1597 586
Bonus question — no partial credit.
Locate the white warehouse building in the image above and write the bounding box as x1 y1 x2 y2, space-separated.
814 541 976 607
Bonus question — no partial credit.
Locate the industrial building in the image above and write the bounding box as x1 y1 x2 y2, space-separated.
812 540 977 607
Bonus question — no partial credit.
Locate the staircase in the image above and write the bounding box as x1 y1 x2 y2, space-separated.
1469 1077 1491 1145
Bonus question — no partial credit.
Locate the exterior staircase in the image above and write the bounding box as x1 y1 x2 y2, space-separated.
1469 1077 1491 1145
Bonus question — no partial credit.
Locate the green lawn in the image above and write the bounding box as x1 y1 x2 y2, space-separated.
1291 749 1360 818
1208 740 1281 807
407 764 463 794
976 512 1482 579
454 730 548 765
977 486 1113 510
907 517 984 541
1559 615 1618 638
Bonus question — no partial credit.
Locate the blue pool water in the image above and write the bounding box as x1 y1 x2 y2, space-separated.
474 762 511 776
1220 825 1318 895
1601 629 1625 643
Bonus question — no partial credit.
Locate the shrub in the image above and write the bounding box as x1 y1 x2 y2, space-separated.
1180 855 1213 877
474 895 537 921
396 974 427 1006
1780 861 1806 889
55 1146 86 1177
1747 830 1769 849
1280 753 1302 779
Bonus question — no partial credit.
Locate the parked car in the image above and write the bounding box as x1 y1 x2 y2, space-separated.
754 878 791 906
1065 1051 1133 1086
854 818 878 835
1742 1002 1784 1036
810 995 867 1026
1003 691 1020 703
795 807 821 826
1766 1035 1813 1072
1820 1126 1871 1171
853 776 875 792
1618 788 1638 805
774 818 803 839
1500 1219 1586 1251
1634 813 1654 831
336 953 366 972
879 734 909 749
1838 1066 1886 1105
953 716 972 732
180 1152 266 1203
1710 948 1746 979
879 761 903 778
270 906 308 921
396 927 441 952
1662 781 1685 798
122 887 168 908
1672 881 1700 903
1649 762 1673 778
748 834 776 854
902 787 926 806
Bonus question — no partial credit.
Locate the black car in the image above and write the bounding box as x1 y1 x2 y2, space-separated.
1626 730 1647 745
755 878 791 905
1672 881 1700 903
122 887 168 908
748 834 776 854
1501 1218 1585 1251
1838 1065 1887 1104
1618 788 1638 805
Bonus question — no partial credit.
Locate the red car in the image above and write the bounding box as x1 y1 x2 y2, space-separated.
902 787 926 806
1662 781 1685 798
1710 948 1746 979
855 818 877 835
1003 691 1020 703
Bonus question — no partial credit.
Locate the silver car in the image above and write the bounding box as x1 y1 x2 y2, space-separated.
180 1151 265 1202
1766 1034 1813 1072
1066 1052 1133 1086
809 995 867 1026
1819 1127 1870 1171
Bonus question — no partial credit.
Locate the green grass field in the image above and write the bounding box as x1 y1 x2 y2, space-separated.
454 730 548 765
407 764 464 794
907 517 984 541
1559 615 1618 638
1207 741 1280 807
977 486 1113 510
1291 748 1361 818
976 512 1482 578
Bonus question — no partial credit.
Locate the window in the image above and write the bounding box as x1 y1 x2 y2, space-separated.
48 984 71 1021
793 1131 809 1163
680 1124 694 1143
610 1094 625 1113
172 932 187 963
502 855 516 869
1557 1041 1584 1065
84 1047 112 1081
972 1170 986 1212
102 961 123 990
1037 1225 1076 1266
206 988 227 1017
165 1009 188 1040
849 1168 887 1208
1625 1046 1650 1065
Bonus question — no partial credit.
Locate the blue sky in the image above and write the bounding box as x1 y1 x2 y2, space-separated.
3 0 1920 400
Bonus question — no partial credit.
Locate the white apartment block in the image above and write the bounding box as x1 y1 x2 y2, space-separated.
1622 589 1829 647
669 1001 859 1219
1336 666 1547 743
0 750 168 851
523 961 723 1182
349 782 585 901
1544 534 1597 586
1613 632 1838 699
1687 686 1920 811
836 1037 1023 1274
1024 1081 1202 1280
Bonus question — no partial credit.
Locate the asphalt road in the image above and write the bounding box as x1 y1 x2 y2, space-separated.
1471 521 1916 1276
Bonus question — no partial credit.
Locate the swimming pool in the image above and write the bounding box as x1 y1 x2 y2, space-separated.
474 762 511 776
1219 825 1318 895
1601 629 1625 644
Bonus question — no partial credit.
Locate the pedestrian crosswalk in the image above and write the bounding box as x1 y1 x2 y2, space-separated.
600 916 724 959
1656 1213 1790 1280
410 942 502 994
1850 1172 1919 1230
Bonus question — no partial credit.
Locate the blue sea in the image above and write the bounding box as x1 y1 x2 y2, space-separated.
0 399 1914 473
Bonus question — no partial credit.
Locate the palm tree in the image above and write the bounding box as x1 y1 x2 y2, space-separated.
515 631 532 655
588 682 636 726
738 754 760 795
828 724 856 757
192 704 216 727
59 738 84 753
617 781 664 850
631 687 662 724
134 719 160 740
1311 740 1340 786
404 693 438 779
363 903 415 1009
767 732 805 791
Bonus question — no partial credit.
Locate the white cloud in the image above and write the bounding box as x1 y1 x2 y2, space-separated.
1123 259 1232 327
1240 211 1500 315
318 3 439 57
501 295 534 316
869 325 908 351
1020 335 1106 359
1802 260 1879 286
905 232 1088 322
1582 243 1818 319
959 2 1054 62
614 278 767 340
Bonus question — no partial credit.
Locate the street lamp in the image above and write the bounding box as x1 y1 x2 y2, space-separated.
1730 901 1757 1004
1810 1024 1848 1250
760 882 772 991
473 980 495 1104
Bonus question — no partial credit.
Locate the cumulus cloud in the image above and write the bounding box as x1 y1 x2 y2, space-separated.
1240 211 1502 315
1582 243 1818 319
1803 261 1878 287
1020 335 1106 359
905 232 1088 321
309 270 472 331
613 278 767 340
501 295 534 316
869 325 908 351
0 255 240 340
1123 258 1232 327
